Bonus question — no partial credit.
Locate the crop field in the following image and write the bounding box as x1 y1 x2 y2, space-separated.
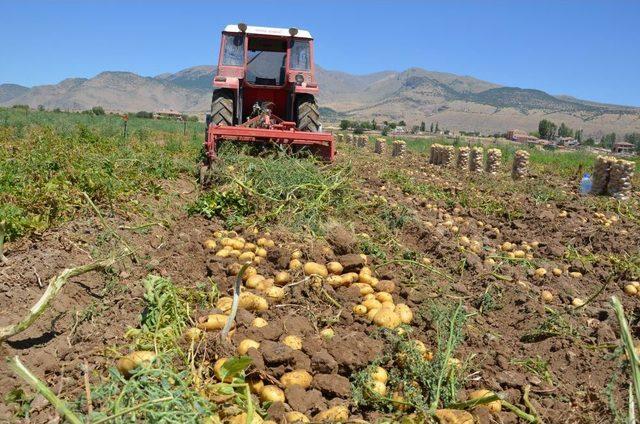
1 109 640 423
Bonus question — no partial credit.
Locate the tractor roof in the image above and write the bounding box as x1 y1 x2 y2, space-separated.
223 24 313 39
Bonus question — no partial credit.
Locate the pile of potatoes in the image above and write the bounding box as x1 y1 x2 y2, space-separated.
593 212 619 227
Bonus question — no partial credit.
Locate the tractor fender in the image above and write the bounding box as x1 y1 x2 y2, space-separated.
213 77 240 90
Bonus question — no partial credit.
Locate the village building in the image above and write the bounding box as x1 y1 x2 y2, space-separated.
612 141 635 155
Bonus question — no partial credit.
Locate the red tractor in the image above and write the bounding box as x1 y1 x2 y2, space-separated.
202 23 335 170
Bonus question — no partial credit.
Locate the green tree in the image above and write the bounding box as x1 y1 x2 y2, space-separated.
420 121 426 132
575 129 583 143
430 122 434 133
399 120 406 127
371 119 377 130
558 122 574 138
538 119 557 140
37 105 45 112
339 120 350 130
601 133 616 148
435 122 439 132
91 106 105 116
625 133 640 152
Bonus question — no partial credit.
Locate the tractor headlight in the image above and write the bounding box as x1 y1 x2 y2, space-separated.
295 74 304 84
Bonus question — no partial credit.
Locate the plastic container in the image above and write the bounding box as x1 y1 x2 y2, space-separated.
580 173 593 194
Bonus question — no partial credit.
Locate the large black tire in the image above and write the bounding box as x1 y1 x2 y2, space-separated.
295 95 320 132
210 89 234 126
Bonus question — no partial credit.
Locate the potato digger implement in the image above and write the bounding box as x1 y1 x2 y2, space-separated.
201 24 335 178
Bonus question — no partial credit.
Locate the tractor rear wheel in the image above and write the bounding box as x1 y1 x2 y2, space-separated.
210 89 234 126
296 95 320 132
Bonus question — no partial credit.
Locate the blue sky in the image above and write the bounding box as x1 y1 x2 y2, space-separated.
2 0 639 106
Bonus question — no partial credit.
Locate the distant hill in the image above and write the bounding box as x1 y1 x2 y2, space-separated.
2 65 639 138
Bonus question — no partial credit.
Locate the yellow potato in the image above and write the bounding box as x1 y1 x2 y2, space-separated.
500 242 513 252
370 366 388 383
228 249 242 258
375 292 393 303
274 271 292 286
291 250 303 259
468 389 501 413
289 259 302 270
203 239 217 250
256 247 268 258
284 411 309 423
534 268 547 278
363 298 382 311
315 405 349 423
242 266 258 280
320 328 335 340
569 271 583 278
197 314 228 331
326 275 343 287
373 309 402 329
239 251 255 262
183 327 203 342
246 274 265 289
366 307 381 321
282 335 303 350
244 242 257 252
541 290 554 302
257 237 269 246
265 286 285 300
326 261 344 275
280 369 313 389
624 284 638 296
227 262 243 276
358 273 373 285
228 413 263 424
215 249 230 258
369 380 387 396
354 283 374 296
353 304 367 316
220 237 233 246
260 385 285 403
239 293 269 311
116 351 156 377
213 358 230 382
252 317 268 328
237 339 260 355
395 304 413 324
303 262 328 277
552 268 563 276
381 301 395 309
434 409 474 424
342 272 359 284
247 377 264 394
216 297 233 313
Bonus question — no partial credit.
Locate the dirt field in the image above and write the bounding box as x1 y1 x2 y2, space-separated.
1 132 639 423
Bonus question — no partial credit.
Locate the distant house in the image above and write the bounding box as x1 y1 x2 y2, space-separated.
612 141 635 155
507 129 538 142
154 109 183 120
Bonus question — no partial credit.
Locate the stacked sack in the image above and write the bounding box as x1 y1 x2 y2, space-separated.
457 147 470 170
511 150 530 180
429 144 441 164
357 135 367 148
347 134 354 146
608 159 635 200
591 155 615 195
374 138 386 154
336 133 344 143
485 149 502 174
469 147 484 173
392 140 406 157
443 146 456 167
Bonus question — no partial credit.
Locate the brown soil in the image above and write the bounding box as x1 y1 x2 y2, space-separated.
1 147 638 423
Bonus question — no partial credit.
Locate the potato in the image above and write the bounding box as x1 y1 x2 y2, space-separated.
289 259 302 270
303 262 328 277
468 389 501 413
422 257 432 265
228 413 263 424
242 266 258 280
256 247 268 258
220 237 233 246
247 377 264 394
117 351 156 377
376 292 393 303
274 271 292 286
244 242 257 252
246 274 265 289
391 392 410 411
227 262 243 276
280 369 313 389
360 266 372 276
320 328 335 340
534 268 547 278
197 314 228 331
284 411 309 423
569 271 583 278
363 298 383 311
183 327 203 342
370 366 388 383
369 380 387 396
541 290 554 302
353 304 367 316
239 251 255 262
500 242 513 252
358 273 373 285
373 309 402 329
265 286 285 300
252 317 268 328
326 275 343 287
213 358 230 381
354 283 374 296
228 249 242 258
203 239 217 250
513 250 525 259
260 385 285 403
239 293 269 311
326 261 344 275
257 237 268 246
291 250 303 260
434 409 474 424
216 297 233 313
282 335 303 350
552 268 563 276
215 249 230 258
366 307 381 321
238 338 260 355
572 297 585 307
625 284 638 296
395 304 413 324
342 272 359 284
315 405 349 423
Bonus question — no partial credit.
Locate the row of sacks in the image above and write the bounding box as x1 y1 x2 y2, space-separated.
336 133 407 157
335 133 367 148
592 156 634 200
429 144 508 176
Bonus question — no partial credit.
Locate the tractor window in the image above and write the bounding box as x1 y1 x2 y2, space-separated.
290 39 310 71
222 34 244 66
246 37 287 86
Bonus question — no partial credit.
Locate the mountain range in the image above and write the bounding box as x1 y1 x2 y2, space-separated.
2 65 639 137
